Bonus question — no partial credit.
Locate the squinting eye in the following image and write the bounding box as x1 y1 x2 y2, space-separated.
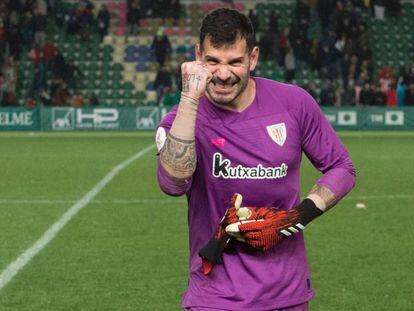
207 61 218 65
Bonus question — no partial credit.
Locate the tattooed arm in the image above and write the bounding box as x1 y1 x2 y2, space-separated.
160 133 197 180
306 184 338 212
159 61 212 180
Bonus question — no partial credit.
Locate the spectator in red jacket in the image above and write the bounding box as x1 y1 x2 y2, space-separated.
29 44 44 68
42 41 57 71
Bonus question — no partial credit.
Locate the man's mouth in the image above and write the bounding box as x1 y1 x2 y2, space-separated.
211 80 238 93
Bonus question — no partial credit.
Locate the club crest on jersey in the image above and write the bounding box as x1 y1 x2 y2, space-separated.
212 153 288 179
266 123 286 147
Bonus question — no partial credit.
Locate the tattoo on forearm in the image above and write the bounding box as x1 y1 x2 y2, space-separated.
309 184 338 209
160 133 196 177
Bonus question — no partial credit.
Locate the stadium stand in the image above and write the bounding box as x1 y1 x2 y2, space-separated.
0 0 413 108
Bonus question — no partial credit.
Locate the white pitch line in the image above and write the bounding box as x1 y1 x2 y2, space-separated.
0 144 155 291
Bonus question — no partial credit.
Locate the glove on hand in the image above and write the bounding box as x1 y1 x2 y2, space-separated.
198 193 250 275
226 199 323 251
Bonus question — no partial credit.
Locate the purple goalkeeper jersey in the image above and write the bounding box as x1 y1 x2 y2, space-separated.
156 77 355 310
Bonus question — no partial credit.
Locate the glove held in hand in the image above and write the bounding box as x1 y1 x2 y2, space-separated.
237 199 323 250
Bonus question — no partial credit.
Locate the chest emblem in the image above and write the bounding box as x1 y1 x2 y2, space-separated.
266 123 286 147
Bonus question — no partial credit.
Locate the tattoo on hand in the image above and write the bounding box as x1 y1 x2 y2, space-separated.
309 184 337 209
196 76 201 90
182 73 201 92
160 133 196 176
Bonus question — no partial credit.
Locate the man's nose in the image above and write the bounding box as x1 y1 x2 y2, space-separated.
215 65 232 82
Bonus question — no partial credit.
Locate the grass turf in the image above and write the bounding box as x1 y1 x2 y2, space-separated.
0 131 413 310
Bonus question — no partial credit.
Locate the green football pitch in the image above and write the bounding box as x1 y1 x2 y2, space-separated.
0 131 413 310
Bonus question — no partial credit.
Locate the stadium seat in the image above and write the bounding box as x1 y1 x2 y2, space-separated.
136 63 148 72
136 81 146 92
146 90 157 102
123 72 135 82
124 63 136 72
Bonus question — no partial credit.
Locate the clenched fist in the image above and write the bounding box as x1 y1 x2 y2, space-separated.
181 61 213 99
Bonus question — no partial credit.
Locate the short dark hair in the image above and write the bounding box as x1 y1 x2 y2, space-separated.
199 8 255 52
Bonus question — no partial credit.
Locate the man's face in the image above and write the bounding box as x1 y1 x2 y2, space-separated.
196 36 258 107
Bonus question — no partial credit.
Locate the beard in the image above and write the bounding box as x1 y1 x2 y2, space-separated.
206 73 249 107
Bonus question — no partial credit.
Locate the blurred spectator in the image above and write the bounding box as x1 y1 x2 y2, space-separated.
385 85 397 107
278 27 289 67
78 4 94 41
320 80 336 106
7 23 23 59
268 10 279 33
259 30 276 63
37 0 47 15
296 0 310 24
39 90 52 106
154 62 173 105
151 27 172 66
291 26 309 71
372 0 386 19
359 82 375 105
248 9 259 33
72 94 84 107
373 85 387 106
33 8 47 47
89 92 100 106
127 0 141 36
407 65 414 84
21 11 35 46
317 41 336 80
1 90 17 106
139 0 152 18
63 61 84 93
29 44 44 68
27 97 37 108
379 69 394 93
2 57 17 96
55 1 66 27
340 85 356 106
396 77 406 107
42 41 57 71
284 48 296 81
53 86 70 106
46 0 57 17
167 0 181 23
97 4 110 42
404 83 414 106
49 78 64 101
397 66 409 85
53 51 66 80
0 73 6 103
65 7 79 35
387 0 401 17
317 0 335 29
29 62 48 98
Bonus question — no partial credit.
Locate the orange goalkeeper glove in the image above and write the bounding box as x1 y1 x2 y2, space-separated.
198 193 252 275
226 199 323 251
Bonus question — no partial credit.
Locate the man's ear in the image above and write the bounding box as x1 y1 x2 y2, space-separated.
195 44 202 61
249 46 259 72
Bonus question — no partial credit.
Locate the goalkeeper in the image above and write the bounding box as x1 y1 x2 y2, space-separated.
155 8 355 311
